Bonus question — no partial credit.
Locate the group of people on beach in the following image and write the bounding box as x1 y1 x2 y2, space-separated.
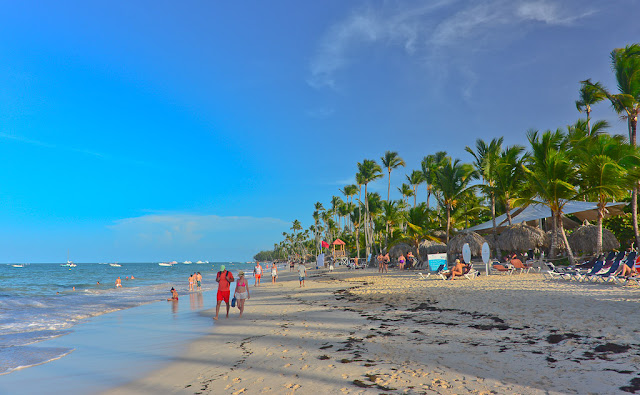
377 251 416 273
188 272 202 291
252 261 280 286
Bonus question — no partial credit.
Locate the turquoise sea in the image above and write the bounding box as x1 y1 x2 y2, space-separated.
0 261 258 376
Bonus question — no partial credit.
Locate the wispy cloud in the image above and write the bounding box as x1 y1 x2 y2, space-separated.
305 107 335 119
309 0 596 97
0 131 149 166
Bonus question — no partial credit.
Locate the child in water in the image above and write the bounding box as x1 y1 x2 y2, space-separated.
167 287 179 301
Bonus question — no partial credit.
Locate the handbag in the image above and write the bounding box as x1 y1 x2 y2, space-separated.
231 296 237 307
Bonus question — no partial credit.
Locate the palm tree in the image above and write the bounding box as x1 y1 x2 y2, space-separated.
357 159 383 259
465 138 503 256
494 145 526 226
402 203 438 253
406 170 424 207
381 151 406 203
582 43 640 246
433 157 475 242
421 151 448 210
576 81 606 132
398 183 414 205
575 132 640 254
516 130 577 264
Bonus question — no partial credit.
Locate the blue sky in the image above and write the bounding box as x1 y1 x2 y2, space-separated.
0 0 637 262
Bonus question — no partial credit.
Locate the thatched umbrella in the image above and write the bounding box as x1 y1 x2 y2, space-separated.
418 239 447 261
544 229 568 251
568 224 620 254
497 223 546 252
484 235 496 251
447 231 485 261
388 243 416 262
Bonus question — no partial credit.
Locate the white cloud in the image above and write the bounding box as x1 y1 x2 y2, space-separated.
308 0 596 97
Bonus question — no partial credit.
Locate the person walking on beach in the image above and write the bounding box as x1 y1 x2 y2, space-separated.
115 277 122 288
196 272 202 290
271 263 278 283
383 253 390 273
214 265 234 320
234 270 250 318
188 273 194 291
298 262 306 287
398 254 405 270
254 262 263 286
290 260 295 271
377 253 384 273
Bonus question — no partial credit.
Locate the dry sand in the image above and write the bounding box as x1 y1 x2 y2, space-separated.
102 268 640 394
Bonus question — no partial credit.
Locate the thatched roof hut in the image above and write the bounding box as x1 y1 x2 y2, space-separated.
388 243 416 261
418 239 447 260
447 231 485 260
568 224 620 254
431 230 447 240
497 223 546 252
544 229 569 251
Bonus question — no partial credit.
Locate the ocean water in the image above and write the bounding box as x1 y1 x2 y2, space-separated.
0 261 258 376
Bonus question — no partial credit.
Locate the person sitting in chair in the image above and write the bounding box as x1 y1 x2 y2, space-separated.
449 259 468 281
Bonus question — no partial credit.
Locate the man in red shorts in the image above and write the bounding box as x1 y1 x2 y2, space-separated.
214 265 234 320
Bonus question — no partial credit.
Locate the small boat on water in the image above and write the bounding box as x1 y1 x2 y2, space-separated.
183 261 192 264
158 262 172 267
11 264 25 268
196 260 204 264
61 263 77 267
109 263 122 267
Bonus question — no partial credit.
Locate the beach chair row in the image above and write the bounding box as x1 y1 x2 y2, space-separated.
418 263 479 281
543 251 640 286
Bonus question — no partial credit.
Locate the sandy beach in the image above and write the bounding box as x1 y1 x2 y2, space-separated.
98 266 640 395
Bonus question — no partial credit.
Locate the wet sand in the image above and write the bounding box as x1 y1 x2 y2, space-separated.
101 267 640 394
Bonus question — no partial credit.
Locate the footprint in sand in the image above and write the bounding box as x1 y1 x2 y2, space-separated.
285 383 301 389
233 377 241 383
232 388 246 395
301 365 309 370
284 363 292 368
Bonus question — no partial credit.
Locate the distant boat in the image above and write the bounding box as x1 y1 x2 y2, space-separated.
11 264 25 268
158 262 172 267
61 263 76 267
109 263 122 267
183 261 192 264
196 260 204 264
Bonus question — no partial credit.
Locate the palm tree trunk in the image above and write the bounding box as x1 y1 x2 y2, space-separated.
629 116 640 248
550 212 557 259
558 212 575 265
426 188 431 210
491 193 501 259
596 203 604 255
387 170 391 202
446 205 451 243
505 198 513 226
364 184 370 260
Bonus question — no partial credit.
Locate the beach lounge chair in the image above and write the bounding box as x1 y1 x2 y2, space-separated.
510 259 532 274
418 272 430 280
543 262 566 280
586 256 623 283
463 263 479 280
612 252 638 285
492 263 514 275
574 260 605 282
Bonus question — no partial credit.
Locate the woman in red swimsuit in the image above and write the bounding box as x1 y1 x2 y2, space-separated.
234 271 250 318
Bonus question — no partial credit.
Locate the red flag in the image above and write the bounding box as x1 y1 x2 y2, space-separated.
321 241 329 248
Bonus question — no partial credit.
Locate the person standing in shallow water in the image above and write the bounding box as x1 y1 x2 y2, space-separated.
214 265 234 320
234 270 250 318
271 263 278 283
